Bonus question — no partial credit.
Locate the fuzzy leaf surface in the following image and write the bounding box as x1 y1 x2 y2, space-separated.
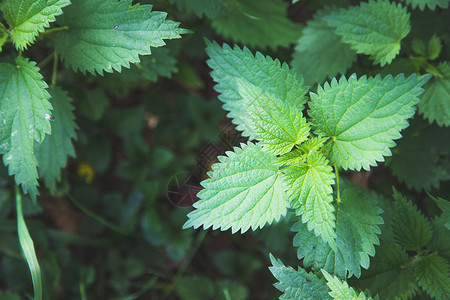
211 0 302 49
283 153 336 248
291 8 356 86
183 142 289 233
325 0 410 66
269 254 331 300
237 79 310 155
2 0 71 50
322 270 371 300
309 73 430 171
405 0 449 10
206 41 308 138
55 0 187 75
414 254 450 300
428 194 450 230
168 0 225 18
0 57 52 200
293 186 383 278
35 86 77 191
418 62 450 127
354 243 418 300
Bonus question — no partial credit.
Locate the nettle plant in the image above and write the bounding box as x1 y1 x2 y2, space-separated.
0 0 185 298
183 37 449 298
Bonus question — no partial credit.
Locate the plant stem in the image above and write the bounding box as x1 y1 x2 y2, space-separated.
334 164 341 203
52 51 58 85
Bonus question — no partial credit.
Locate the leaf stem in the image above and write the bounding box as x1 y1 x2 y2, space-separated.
52 51 58 85
15 186 42 300
67 195 129 235
318 137 333 154
37 51 55 69
39 26 69 36
334 164 341 204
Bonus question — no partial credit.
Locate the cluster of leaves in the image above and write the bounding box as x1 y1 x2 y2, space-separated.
183 0 450 299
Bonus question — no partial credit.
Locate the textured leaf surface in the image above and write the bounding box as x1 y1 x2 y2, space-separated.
418 62 450 127
206 41 308 138
293 186 383 278
354 243 418 300
405 0 449 10
55 0 187 75
35 86 77 191
0 57 52 200
283 153 336 248
2 0 70 50
428 194 450 230
325 0 410 66
183 142 289 233
211 0 302 49
392 189 432 250
269 255 331 300
414 254 450 300
428 216 450 260
390 117 450 191
309 73 430 171
291 9 356 86
168 0 225 18
237 79 310 155
323 270 371 300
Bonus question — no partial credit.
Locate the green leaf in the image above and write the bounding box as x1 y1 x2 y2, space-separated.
414 254 450 300
324 0 411 66
322 270 371 300
405 0 449 10
427 35 442 60
392 189 432 250
211 0 302 49
168 0 225 18
293 186 383 278
237 79 310 155
427 216 450 260
309 73 431 171
15 187 42 300
283 153 336 248
269 254 331 300
0 57 52 200
0 23 8 53
428 193 450 230
353 243 418 300
0 290 20 300
35 86 77 192
175 276 215 300
418 62 450 127
183 142 289 233
291 8 356 86
2 0 71 50
390 117 450 190
206 40 308 138
55 0 187 75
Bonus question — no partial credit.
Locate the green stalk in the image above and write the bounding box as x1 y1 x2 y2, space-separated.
334 164 341 204
15 186 42 300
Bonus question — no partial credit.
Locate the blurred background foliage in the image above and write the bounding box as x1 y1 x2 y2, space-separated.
0 0 449 299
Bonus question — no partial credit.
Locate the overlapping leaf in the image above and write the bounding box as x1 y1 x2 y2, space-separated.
405 0 449 10
418 62 450 127
183 142 289 233
414 254 450 299
168 0 225 18
390 117 450 191
392 189 432 250
283 153 336 248
0 57 52 200
2 0 71 50
428 194 450 230
353 243 418 300
291 8 356 86
206 40 308 138
211 0 302 49
55 0 187 75
293 186 383 278
309 73 430 171
269 255 331 300
324 0 410 66
35 86 77 191
322 270 372 300
237 79 310 155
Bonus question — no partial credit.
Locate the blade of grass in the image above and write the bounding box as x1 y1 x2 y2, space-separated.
15 186 42 300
